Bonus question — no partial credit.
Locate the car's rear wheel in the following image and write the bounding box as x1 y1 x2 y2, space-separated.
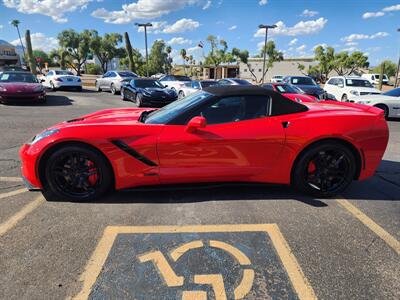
110 83 117 95
292 142 356 198
42 145 113 202
341 94 348 102
136 93 143 107
50 81 56 91
95 81 101 92
178 91 185 99
374 104 389 119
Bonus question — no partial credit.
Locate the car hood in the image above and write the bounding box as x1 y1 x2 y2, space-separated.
141 87 169 93
295 85 324 94
0 82 42 93
303 101 384 116
352 94 393 102
348 87 381 93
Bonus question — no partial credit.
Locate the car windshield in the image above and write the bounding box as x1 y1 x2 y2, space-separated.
145 91 212 124
275 84 303 94
55 70 74 75
232 79 252 85
118 71 137 77
383 88 400 97
201 81 216 88
134 80 164 88
346 79 373 87
0 72 38 83
290 77 316 85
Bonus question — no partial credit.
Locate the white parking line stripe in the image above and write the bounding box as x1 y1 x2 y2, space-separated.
0 177 23 182
337 199 400 255
0 195 45 238
0 188 28 200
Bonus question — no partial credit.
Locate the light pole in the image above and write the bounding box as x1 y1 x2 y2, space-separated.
395 28 400 88
258 24 277 84
135 22 152 77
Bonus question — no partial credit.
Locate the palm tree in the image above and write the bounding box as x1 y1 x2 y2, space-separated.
166 46 172 74
180 48 187 75
11 20 26 60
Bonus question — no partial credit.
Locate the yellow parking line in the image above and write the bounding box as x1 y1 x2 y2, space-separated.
337 199 400 255
0 188 27 200
0 176 23 182
0 195 44 238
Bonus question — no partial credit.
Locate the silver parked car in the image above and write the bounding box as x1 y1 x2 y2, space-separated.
95 70 138 94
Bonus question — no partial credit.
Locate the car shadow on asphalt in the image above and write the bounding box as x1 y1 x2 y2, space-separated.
10 95 75 106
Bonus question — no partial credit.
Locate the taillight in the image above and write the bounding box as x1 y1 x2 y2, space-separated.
77 78 81 82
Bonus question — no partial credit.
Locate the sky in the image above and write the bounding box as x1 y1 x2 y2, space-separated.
0 0 399 66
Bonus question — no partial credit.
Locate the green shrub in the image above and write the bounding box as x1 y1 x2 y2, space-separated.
87 64 102 75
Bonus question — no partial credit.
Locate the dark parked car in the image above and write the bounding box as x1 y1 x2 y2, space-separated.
282 76 326 98
0 71 46 104
217 78 252 86
121 78 178 107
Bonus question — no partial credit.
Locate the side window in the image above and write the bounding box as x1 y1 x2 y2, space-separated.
195 95 270 125
47 71 53 77
326 78 335 85
338 78 344 87
103 72 110 78
163 76 171 81
109 72 117 78
192 81 200 89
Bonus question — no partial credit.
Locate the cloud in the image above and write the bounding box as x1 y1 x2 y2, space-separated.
228 25 237 30
296 44 306 52
259 0 267 5
288 38 298 46
163 18 200 33
3 0 92 23
341 31 389 42
254 18 327 37
342 47 358 52
313 43 328 50
11 32 59 52
167 37 192 45
345 41 358 46
382 4 400 12
91 0 201 24
362 11 385 19
202 0 211 9
0 24 3 29
301 9 319 17
137 21 167 33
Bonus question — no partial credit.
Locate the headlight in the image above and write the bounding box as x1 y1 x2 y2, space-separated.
0 86 7 92
29 129 59 145
33 85 44 92
142 89 151 96
349 90 359 96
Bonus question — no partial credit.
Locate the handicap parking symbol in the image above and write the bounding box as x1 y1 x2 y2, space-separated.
74 224 316 300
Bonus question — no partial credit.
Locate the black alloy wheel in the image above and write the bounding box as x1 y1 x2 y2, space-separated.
292 142 356 197
43 146 112 201
136 93 143 107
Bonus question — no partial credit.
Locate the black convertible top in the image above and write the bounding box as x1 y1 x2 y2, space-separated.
203 85 308 116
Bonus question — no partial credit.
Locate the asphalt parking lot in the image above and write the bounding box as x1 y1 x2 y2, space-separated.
0 89 399 300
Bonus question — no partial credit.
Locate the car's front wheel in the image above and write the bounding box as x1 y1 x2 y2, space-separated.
292 142 356 198
374 104 389 119
178 91 185 99
341 94 348 102
95 81 101 92
42 145 113 202
121 88 126 101
110 83 117 95
136 93 143 107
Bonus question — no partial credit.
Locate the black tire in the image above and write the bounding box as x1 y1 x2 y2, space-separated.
110 83 117 95
50 81 57 91
76 86 83 92
341 94 348 102
292 142 356 198
95 81 101 92
374 104 389 119
42 145 113 202
39 96 47 104
136 93 143 107
121 88 126 101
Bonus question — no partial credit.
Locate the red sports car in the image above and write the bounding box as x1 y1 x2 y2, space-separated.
20 86 388 202
0 71 46 104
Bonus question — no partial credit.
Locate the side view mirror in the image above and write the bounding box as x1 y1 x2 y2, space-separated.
338 84 344 88
164 84 168 88
186 116 207 133
40 79 45 83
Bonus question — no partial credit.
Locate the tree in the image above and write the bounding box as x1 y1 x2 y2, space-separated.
314 45 335 82
25 30 36 74
372 60 397 78
90 31 123 73
148 40 169 75
32 50 50 73
49 48 67 69
124 32 136 73
166 46 172 74
11 20 26 59
204 35 233 78
180 49 187 75
58 29 93 75
332 51 369 76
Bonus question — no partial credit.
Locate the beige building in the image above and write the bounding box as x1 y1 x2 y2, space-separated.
0 42 19 66
239 57 317 83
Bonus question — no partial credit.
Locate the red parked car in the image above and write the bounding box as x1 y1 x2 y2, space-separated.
0 71 46 104
20 86 388 202
261 83 319 103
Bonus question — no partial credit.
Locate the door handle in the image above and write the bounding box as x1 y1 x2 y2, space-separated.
281 121 290 128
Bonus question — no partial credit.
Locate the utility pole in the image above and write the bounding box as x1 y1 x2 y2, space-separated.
395 28 400 88
135 22 153 77
258 24 277 84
